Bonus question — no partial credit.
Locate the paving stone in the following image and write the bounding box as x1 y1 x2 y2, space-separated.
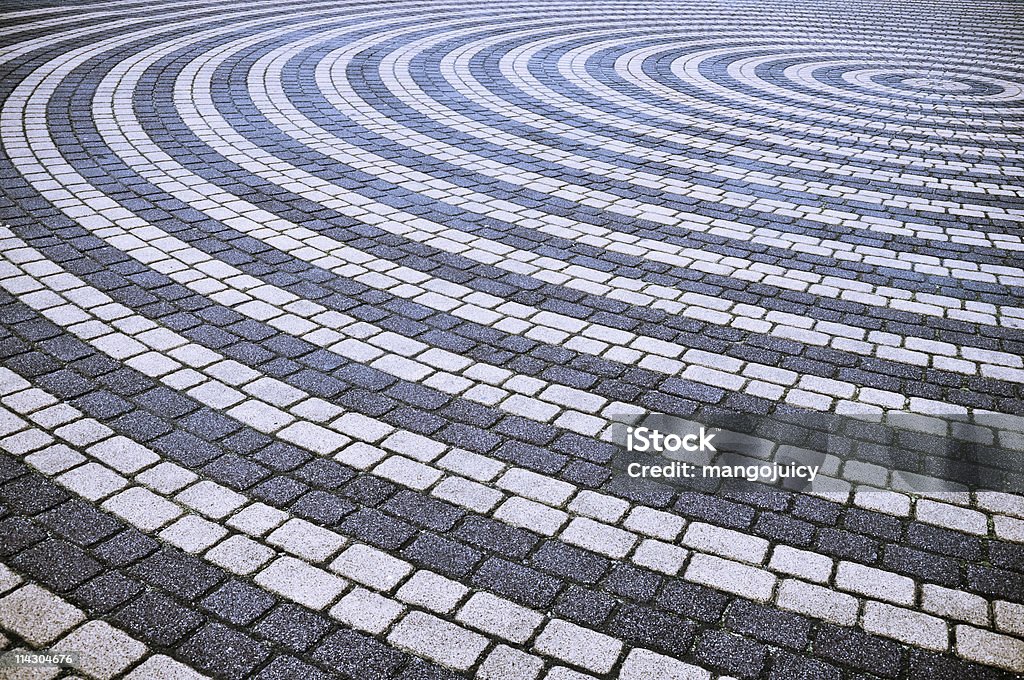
396 570 469 614
955 625 1024 672
53 621 144 680
456 591 544 643
835 561 915 605
199 578 276 626
607 602 696 657
123 655 207 680
560 517 636 558
388 611 489 671
330 543 413 591
255 557 346 610
619 648 710 680
776 579 858 625
477 644 545 680
685 554 775 602
330 587 405 634
112 591 202 646
814 624 904 678
533 619 623 674
862 601 949 651
179 623 271 680
694 630 768 679
0 584 84 645
725 600 812 650
254 604 332 653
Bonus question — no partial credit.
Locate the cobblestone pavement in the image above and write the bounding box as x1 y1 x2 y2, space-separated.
1 0 1023 678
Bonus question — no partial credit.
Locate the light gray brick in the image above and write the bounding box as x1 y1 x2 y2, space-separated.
0 564 22 595
331 412 393 442
567 491 629 523
278 421 350 455
478 645 544 680
330 544 412 591
631 539 688 575
560 518 636 558
619 648 710 680
538 385 605 412
205 535 274 575
54 419 112 446
159 516 226 554
533 619 622 674
102 487 181 531
374 455 442 490
335 442 387 470
226 503 287 536
226 400 293 433
624 507 686 541
53 621 145 680
437 448 504 482
135 462 196 494
25 444 84 475
835 561 914 605
255 557 346 610
57 463 126 501
685 554 775 602
396 571 468 614
502 394 559 421
994 601 1024 637
456 592 544 643
497 468 574 505
915 499 987 535
921 584 988 625
768 545 833 583
175 481 246 519
123 655 208 680
0 585 84 645
382 430 446 462
432 477 503 513
388 612 488 671
494 497 568 536
862 601 947 651
682 522 767 564
267 518 346 562
777 579 858 625
955 625 1024 672
329 587 405 634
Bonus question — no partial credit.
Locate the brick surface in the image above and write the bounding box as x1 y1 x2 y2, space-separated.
0 1 1021 677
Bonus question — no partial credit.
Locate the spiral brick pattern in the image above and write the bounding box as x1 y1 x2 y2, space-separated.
1 0 1023 678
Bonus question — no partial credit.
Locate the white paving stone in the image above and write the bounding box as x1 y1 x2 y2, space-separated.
0 585 84 645
533 619 623 674
388 612 489 671
330 544 413 591
619 648 711 680
255 557 346 610
456 591 544 644
396 571 468 614
685 554 775 602
329 587 405 634
53 621 146 680
776 579 858 625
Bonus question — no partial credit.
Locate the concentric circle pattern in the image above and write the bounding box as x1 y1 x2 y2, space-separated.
1 0 1023 678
